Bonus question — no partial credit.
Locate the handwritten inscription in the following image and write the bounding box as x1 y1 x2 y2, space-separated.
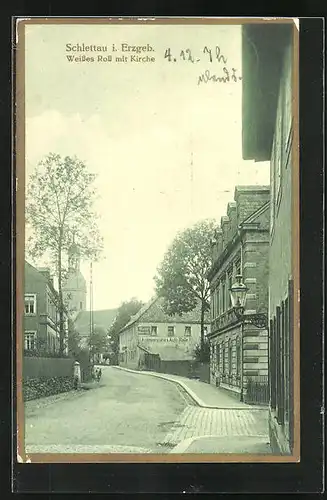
164 46 228 64
197 68 242 85
164 45 242 84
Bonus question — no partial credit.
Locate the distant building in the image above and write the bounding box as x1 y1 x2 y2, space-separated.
119 296 210 370
242 23 295 454
207 186 270 400
74 308 117 349
62 242 87 320
24 261 68 354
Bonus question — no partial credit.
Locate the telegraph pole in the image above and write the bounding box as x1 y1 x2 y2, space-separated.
89 261 94 365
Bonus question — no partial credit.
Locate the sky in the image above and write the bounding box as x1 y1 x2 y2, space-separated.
24 22 270 310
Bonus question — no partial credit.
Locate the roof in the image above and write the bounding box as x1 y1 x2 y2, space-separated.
207 199 270 281
25 261 59 299
120 296 210 334
242 23 293 161
74 309 117 336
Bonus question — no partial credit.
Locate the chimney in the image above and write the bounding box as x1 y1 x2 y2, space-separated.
220 215 230 248
227 201 237 237
234 185 270 225
210 226 223 262
216 227 223 256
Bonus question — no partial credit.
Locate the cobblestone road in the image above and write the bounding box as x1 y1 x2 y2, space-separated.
162 406 269 446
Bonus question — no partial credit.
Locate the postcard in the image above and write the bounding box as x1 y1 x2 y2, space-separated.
15 17 300 464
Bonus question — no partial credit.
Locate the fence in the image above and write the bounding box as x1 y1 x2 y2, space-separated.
23 356 75 380
159 360 192 378
143 355 210 383
23 356 77 401
245 375 269 405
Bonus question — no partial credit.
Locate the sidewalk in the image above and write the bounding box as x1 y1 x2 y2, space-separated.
114 366 260 409
114 366 271 454
171 435 271 454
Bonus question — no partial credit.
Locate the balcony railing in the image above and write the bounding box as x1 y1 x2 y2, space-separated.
211 308 240 332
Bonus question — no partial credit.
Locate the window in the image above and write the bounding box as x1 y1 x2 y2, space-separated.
228 340 233 374
24 294 36 315
25 331 36 350
151 326 158 336
80 301 83 310
222 346 226 373
216 344 220 370
222 281 226 312
185 326 191 337
235 258 241 276
227 270 233 309
236 339 241 377
211 290 216 319
167 326 175 337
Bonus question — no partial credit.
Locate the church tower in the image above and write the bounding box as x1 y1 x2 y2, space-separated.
62 241 87 318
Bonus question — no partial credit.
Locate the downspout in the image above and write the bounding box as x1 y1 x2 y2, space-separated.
238 225 245 401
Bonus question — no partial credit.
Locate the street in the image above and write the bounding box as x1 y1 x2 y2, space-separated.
25 366 189 453
25 366 271 454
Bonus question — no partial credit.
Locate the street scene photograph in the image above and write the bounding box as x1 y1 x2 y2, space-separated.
18 19 298 460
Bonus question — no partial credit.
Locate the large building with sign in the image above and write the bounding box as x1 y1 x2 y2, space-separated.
118 296 210 370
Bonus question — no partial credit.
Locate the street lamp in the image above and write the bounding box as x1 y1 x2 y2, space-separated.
230 275 268 329
230 274 268 402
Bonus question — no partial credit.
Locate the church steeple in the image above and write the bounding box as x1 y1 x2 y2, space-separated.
63 233 86 318
68 233 80 272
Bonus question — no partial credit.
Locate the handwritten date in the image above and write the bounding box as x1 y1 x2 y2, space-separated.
164 46 228 64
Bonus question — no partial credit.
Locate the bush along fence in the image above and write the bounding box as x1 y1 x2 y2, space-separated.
23 356 77 401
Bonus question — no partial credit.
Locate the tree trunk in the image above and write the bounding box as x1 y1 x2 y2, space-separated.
200 299 206 360
58 231 65 356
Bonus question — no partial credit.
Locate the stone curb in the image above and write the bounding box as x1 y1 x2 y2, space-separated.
170 435 271 454
113 366 264 410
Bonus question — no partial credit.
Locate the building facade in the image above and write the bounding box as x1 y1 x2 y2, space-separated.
119 296 210 370
207 186 270 401
242 23 296 454
24 261 68 354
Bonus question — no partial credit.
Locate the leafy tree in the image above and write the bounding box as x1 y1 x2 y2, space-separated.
88 326 109 360
154 219 216 356
193 338 210 363
108 298 144 364
26 153 103 355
